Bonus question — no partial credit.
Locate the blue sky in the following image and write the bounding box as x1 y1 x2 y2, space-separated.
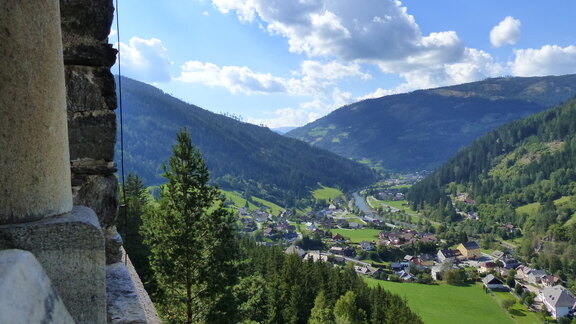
112 0 576 128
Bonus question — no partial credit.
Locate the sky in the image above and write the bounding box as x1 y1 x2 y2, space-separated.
112 0 576 128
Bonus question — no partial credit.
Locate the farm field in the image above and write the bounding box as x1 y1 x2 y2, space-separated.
331 228 381 243
364 279 518 324
221 190 284 215
312 185 344 200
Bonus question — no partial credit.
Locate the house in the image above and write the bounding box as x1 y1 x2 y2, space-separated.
430 266 443 281
457 241 481 259
539 285 576 319
349 222 362 229
330 246 354 257
482 274 507 291
491 250 505 260
479 262 498 274
516 265 533 280
360 241 375 251
502 257 520 269
355 266 382 277
304 251 329 263
527 269 547 285
285 245 306 258
542 275 562 287
437 249 458 263
418 254 436 266
332 233 346 242
397 270 413 281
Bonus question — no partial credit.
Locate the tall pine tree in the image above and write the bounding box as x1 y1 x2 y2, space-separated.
141 130 238 323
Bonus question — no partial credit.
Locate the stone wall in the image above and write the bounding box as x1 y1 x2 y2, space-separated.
60 0 122 264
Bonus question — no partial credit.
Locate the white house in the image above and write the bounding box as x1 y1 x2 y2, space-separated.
539 285 576 319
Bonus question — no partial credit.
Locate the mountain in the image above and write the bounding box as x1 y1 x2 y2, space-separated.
272 126 297 134
287 74 576 172
408 97 576 226
115 77 376 205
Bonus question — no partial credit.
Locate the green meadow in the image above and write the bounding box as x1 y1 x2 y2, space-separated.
364 279 527 324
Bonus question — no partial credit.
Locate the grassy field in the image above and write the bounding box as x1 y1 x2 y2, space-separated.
312 185 343 200
221 190 284 215
364 279 516 324
330 228 381 243
492 291 542 324
516 196 573 224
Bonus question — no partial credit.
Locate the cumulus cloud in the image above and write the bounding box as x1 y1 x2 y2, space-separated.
119 37 172 82
247 107 321 128
212 0 464 65
510 45 576 76
490 16 521 47
178 59 369 95
178 61 286 94
210 0 509 90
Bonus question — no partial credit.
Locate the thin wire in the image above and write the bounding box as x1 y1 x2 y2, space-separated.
115 0 128 266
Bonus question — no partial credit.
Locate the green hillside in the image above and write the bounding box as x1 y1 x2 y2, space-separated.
287 74 576 171
408 97 576 289
115 77 375 206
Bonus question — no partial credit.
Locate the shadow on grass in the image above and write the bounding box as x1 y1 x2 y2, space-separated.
509 309 526 317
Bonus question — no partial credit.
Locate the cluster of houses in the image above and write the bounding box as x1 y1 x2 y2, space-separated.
379 228 437 247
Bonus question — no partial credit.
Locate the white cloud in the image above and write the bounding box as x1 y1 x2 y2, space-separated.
178 59 369 95
247 87 353 127
211 0 508 90
510 45 576 76
357 88 396 100
178 61 286 94
247 107 321 128
119 37 172 82
212 0 464 66
490 16 521 47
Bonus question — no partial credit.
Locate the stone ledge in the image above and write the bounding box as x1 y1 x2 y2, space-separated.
0 249 74 324
0 206 106 324
107 249 161 324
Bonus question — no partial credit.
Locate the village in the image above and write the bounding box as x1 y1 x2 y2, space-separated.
235 187 576 322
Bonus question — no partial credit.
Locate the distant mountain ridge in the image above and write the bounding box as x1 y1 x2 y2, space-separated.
287 74 576 172
115 77 375 205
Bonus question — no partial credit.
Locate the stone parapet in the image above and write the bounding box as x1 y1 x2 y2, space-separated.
0 206 106 324
0 249 75 324
107 251 162 324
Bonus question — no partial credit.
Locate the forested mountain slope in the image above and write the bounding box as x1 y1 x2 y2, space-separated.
407 98 576 287
115 77 375 205
287 74 576 171
408 97 576 215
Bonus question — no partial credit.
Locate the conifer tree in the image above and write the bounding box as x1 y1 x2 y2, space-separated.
141 130 238 323
309 291 334 324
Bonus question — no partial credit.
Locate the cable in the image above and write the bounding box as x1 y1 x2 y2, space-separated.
115 0 128 265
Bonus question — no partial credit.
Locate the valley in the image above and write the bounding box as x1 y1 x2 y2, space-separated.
118 76 576 323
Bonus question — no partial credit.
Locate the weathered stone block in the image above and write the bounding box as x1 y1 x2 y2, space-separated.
68 111 117 161
65 65 117 112
64 43 117 67
105 228 124 264
0 207 106 324
60 0 114 44
73 174 119 229
0 250 75 324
